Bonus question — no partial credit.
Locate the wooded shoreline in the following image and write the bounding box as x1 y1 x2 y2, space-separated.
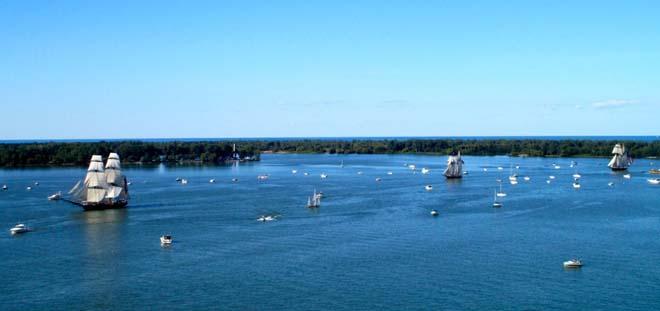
0 139 658 167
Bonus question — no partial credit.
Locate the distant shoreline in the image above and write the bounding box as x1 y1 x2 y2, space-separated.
0 139 658 167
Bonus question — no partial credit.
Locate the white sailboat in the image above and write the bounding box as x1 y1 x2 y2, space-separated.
307 189 321 208
572 178 581 189
608 143 633 171
496 181 507 197
69 154 129 210
492 190 502 208
443 152 464 179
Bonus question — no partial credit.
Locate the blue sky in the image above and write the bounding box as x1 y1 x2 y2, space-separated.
1 1 658 139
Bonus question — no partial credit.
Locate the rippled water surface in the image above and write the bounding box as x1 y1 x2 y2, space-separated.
1 154 659 310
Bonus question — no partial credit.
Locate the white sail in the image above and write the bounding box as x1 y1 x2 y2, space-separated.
443 151 464 178
86 188 107 203
68 180 82 194
105 186 123 199
612 144 624 155
105 153 123 185
608 144 632 169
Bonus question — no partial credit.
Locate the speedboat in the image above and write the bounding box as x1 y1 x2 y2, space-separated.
160 235 173 245
563 259 583 268
180 179 188 184
425 185 433 191
648 178 660 185
421 168 430 174
209 179 216 183
623 174 631 179
257 215 276 222
496 192 507 197
47 191 62 201
430 210 439 217
546 180 551 184
554 164 561 169
510 179 518 185
10 224 29 235
483 168 488 172
463 171 469 175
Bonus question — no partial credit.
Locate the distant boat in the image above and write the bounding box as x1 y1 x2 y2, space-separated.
430 210 439 217
573 173 581 179
10 224 29 235
320 173 328 179
257 175 269 180
510 179 518 185
425 185 433 191
508 164 518 182
492 190 502 208
608 143 633 171
570 161 577 168
2 184 7 191
463 171 469 175
292 170 298 174
573 179 581 189
375 177 382 182
26 186 32 191
648 178 660 185
160 235 173 245
175 177 182 182
257 215 276 222
180 179 188 184
47 191 62 201
608 182 614 187
231 178 239 182
303 172 309 176
553 164 561 169
496 181 507 197
357 171 363 175
307 189 321 208
408 164 416 170
546 180 551 184
623 174 631 179
443 151 464 179
34 182 39 186
387 171 393 175
549 175 556 180
209 179 216 183
497 167 503 171
523 176 531 181
649 169 660 175
563 259 583 268
421 168 430 174
483 168 488 172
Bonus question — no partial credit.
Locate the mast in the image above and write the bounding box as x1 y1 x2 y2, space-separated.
104 153 126 201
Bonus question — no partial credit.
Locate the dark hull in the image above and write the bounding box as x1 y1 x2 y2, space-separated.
444 175 463 179
610 167 628 171
81 201 128 211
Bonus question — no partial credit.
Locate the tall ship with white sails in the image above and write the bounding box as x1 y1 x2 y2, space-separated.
68 153 129 210
443 151 464 179
608 143 633 171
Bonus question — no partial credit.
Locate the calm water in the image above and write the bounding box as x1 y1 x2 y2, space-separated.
1 154 659 310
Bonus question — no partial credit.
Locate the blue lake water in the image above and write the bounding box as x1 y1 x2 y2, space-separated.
1 154 659 310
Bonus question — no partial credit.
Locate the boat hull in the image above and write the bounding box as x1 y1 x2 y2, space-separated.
610 167 628 171
81 201 128 211
444 175 463 179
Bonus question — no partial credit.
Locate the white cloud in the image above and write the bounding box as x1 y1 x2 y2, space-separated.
591 99 637 109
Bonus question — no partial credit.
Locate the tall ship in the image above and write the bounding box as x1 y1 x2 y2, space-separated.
68 153 129 210
608 143 633 171
443 151 464 179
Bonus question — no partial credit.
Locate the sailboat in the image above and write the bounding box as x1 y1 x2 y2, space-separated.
492 190 502 208
68 153 129 211
508 164 518 182
572 178 581 189
306 189 321 208
443 151 464 179
496 181 507 197
608 143 633 171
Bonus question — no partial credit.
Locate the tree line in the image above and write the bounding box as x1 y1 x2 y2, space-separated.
0 139 657 167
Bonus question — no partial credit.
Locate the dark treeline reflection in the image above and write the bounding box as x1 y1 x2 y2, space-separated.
0 139 658 166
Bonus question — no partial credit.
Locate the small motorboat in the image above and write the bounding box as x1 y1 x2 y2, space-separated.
463 171 469 175
493 190 502 208
523 176 530 181
497 167 503 171
573 180 581 189
231 178 239 182
375 177 382 182
257 215 276 222
430 210 439 217
650 169 660 175
549 175 556 180
647 178 660 185
554 165 561 169
209 179 216 183
160 235 173 245
483 168 488 172
127 181 132 186
387 171 393 175
573 173 581 179
292 170 298 174
257 175 269 180
10 224 29 235
425 185 433 191
2 184 8 191
623 174 631 179
26 186 32 191
180 179 188 184
563 259 583 268
608 182 614 187
421 168 430 174
320 173 328 179
510 179 518 185
408 164 416 170
47 191 62 201
303 172 309 176
34 182 39 186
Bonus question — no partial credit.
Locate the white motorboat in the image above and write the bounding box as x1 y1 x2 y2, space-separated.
554 164 561 169
292 170 298 174
303 172 309 176
387 171 393 175
573 180 581 189
320 173 328 179
463 171 469 175
510 179 518 185
430 210 439 217
375 177 382 182
523 176 530 181
421 168 430 174
425 185 433 191
623 174 631 179
483 168 488 172
546 180 551 184
647 178 660 185
257 215 276 222
160 235 173 245
608 182 614 187
573 173 581 179
209 179 216 183
549 175 556 180
175 177 182 182
47 191 62 201
563 259 583 268
34 182 39 186
26 186 32 191
180 179 188 184
2 184 7 191
10 224 29 235
497 167 503 171
408 164 416 170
